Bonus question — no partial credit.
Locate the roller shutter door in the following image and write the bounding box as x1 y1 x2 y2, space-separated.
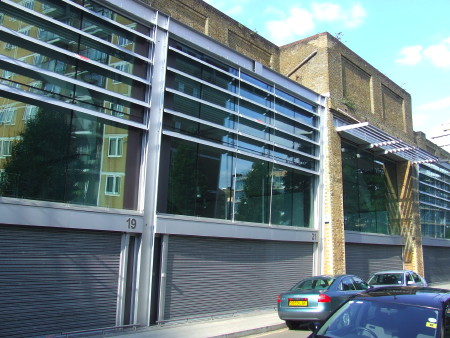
345 243 403 281
0 225 122 337
423 246 450 284
164 235 314 320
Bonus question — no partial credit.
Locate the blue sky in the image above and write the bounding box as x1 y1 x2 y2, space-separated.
204 0 450 141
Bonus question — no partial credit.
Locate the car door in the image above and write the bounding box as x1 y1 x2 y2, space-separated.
353 276 370 291
411 272 426 286
406 272 415 286
334 277 361 305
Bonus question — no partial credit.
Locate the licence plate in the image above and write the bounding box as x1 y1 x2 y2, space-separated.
288 299 308 307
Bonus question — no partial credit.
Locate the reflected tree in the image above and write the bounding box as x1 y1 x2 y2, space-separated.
167 143 207 216
0 109 86 202
235 161 270 223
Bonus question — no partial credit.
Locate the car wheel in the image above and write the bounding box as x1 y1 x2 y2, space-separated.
285 320 300 330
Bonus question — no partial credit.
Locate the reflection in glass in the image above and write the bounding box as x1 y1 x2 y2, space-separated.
0 2 150 123
419 164 450 239
0 99 141 210
163 138 234 220
341 142 399 234
271 166 312 227
159 138 315 227
234 156 271 224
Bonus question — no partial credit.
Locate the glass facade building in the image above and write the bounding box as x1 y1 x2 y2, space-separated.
157 41 320 227
341 142 400 235
2 0 450 336
0 0 152 209
419 163 450 239
0 0 320 225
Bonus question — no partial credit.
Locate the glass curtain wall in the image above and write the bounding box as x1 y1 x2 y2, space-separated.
158 40 320 227
0 0 153 209
419 164 450 239
341 142 399 234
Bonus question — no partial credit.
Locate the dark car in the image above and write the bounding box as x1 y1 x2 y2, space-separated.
308 286 450 338
277 274 370 329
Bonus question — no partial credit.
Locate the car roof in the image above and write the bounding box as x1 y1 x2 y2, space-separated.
371 270 410 274
354 287 450 308
306 274 357 279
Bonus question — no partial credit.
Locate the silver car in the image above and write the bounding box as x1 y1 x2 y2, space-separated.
277 275 370 330
367 269 428 287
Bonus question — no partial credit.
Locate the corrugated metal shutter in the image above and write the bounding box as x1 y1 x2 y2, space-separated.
164 235 314 320
423 246 450 284
345 243 403 281
0 225 122 337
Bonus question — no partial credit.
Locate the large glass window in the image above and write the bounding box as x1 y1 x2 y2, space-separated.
0 1 151 210
159 138 314 227
159 40 319 227
161 138 234 220
341 142 399 234
0 0 152 123
419 164 450 239
0 99 142 209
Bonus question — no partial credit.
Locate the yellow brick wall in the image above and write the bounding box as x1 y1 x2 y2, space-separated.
397 162 424 275
142 0 280 69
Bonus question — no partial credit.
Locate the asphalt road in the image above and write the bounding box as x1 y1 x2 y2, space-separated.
245 327 311 337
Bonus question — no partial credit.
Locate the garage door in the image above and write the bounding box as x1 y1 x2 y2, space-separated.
163 235 314 321
0 225 122 337
345 243 403 280
423 246 450 284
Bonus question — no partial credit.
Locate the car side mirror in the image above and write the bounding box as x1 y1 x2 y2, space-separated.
308 321 322 332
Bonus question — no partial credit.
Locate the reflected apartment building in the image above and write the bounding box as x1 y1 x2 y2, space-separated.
0 0 449 336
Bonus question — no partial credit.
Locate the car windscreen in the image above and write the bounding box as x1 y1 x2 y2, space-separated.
291 278 335 291
317 299 440 338
369 273 403 285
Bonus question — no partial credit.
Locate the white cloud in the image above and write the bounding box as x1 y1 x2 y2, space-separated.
346 4 366 28
266 2 366 45
423 38 450 69
418 96 450 110
311 2 366 26
397 38 450 69
396 45 423 65
267 8 315 44
312 3 342 22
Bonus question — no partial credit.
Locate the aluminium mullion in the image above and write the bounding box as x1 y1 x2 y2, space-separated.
162 129 319 175
165 88 320 157
419 197 450 211
2 0 151 65
166 108 322 165
61 0 155 42
0 83 148 130
169 47 320 128
239 77 319 117
239 69 320 118
0 26 148 86
420 178 450 194
420 170 450 186
169 47 321 117
169 45 239 81
0 54 151 110
165 87 319 146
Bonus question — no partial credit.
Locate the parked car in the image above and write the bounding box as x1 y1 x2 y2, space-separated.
367 270 428 287
277 274 370 329
308 286 450 338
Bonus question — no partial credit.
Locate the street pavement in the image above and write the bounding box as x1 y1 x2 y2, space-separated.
98 282 450 338
104 308 287 338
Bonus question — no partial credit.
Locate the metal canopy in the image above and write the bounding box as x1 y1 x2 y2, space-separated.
335 121 439 164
